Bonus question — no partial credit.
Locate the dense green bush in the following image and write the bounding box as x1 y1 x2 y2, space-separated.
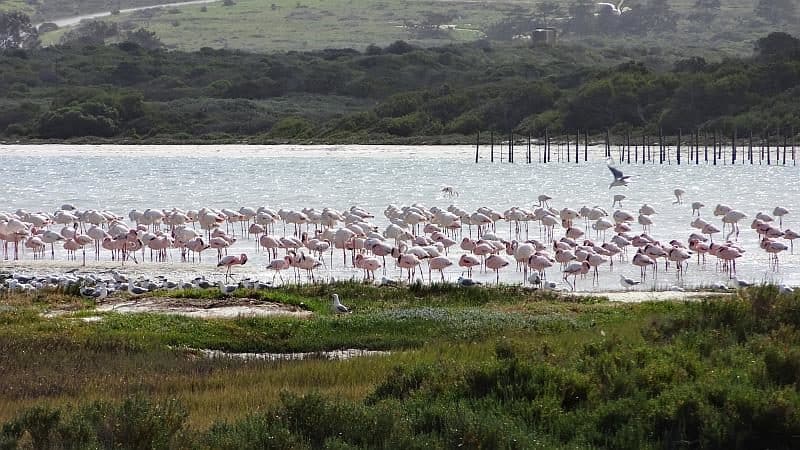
0 32 798 142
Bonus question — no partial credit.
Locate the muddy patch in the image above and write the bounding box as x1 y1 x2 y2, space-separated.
95 297 312 319
191 348 390 361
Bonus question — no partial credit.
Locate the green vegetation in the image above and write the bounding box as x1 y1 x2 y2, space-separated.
0 0 796 56
0 31 799 143
2 284 800 448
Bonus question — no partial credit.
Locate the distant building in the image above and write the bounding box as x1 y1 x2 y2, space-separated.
531 28 557 46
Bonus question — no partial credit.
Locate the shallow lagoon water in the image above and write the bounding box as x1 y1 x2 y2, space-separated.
1 144 798 291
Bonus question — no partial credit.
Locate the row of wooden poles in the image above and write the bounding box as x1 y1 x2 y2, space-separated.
474 130 798 166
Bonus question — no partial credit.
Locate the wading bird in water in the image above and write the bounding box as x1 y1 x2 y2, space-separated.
217 253 248 281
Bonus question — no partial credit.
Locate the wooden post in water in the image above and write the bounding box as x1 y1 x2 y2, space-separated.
766 133 771 165
713 131 717 165
490 131 494 163
511 134 515 163
783 134 788 166
538 134 542 163
567 133 571 163
748 131 753 164
792 127 796 166
605 130 610 158
527 134 531 164
545 129 550 163
626 133 631 164
584 130 589 162
475 132 480 163
575 130 579 164
641 134 646 164
732 130 737 164
695 130 699 165
704 131 708 163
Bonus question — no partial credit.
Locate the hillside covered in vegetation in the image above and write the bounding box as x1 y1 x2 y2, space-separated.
0 31 798 143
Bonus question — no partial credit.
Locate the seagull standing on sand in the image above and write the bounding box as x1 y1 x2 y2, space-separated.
331 293 350 313
619 274 640 290
608 165 631 189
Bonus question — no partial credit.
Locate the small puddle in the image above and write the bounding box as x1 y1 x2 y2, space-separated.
192 348 390 361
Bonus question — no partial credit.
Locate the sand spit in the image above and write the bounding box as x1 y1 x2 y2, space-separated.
192 348 391 361
574 290 733 303
94 297 312 319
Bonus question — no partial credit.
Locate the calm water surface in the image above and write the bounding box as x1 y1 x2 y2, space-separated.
1 144 798 291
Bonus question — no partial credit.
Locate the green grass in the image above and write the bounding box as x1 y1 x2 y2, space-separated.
25 0 797 57
2 284 800 447
37 0 506 51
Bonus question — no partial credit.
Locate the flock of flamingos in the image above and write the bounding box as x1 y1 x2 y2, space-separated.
1 181 798 294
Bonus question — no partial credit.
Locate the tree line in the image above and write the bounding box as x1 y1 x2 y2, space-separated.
0 32 798 143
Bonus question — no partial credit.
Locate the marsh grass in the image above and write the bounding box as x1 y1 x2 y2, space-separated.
2 285 800 447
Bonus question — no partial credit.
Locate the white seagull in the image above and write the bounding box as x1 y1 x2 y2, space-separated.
608 165 631 189
619 274 640 290
218 281 237 296
457 276 482 287
596 0 631 15
730 277 752 289
331 293 350 313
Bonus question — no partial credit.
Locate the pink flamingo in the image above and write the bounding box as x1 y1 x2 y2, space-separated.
210 236 231 261
397 253 421 282
355 254 383 281
783 229 799 253
586 253 608 285
716 246 742 278
266 256 292 283
563 261 590 291
485 254 510 284
761 238 788 271
458 254 480 278
428 256 453 282
527 253 553 281
259 234 282 259
217 253 248 281
295 252 323 282
689 239 710 265
667 247 691 277
63 238 80 261
186 237 209 262
472 241 494 271
632 251 654 280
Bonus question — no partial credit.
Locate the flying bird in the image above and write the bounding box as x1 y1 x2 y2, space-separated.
608 165 631 189
596 0 631 15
